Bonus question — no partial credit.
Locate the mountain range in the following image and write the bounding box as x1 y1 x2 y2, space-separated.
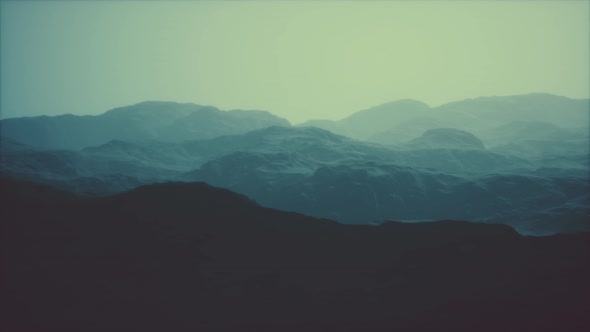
1 93 589 235
2 93 590 330
0 101 289 150
299 93 589 145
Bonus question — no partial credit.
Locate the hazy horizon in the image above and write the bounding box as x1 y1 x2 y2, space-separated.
1 1 589 123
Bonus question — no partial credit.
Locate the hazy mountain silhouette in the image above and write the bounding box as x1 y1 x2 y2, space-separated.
299 99 431 139
2 177 589 332
1 94 588 235
0 101 290 150
436 93 589 128
481 120 588 145
3 93 586 150
301 93 589 146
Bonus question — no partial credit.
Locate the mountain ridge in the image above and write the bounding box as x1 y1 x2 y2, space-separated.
0 101 291 150
299 93 590 145
1 93 588 235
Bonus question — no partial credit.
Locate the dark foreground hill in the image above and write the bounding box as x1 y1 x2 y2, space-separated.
1 178 589 332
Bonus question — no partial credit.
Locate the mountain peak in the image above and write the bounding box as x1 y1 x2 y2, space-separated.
103 101 208 117
377 98 431 108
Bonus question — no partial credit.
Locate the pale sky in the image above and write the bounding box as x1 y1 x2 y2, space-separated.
1 1 588 123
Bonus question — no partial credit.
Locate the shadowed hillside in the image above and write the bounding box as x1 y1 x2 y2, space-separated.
1 178 589 331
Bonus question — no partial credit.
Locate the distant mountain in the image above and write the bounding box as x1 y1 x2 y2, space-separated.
436 93 589 128
484 120 585 143
334 99 431 139
301 94 589 145
2 177 589 332
0 101 290 150
1 95 588 236
299 99 431 139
